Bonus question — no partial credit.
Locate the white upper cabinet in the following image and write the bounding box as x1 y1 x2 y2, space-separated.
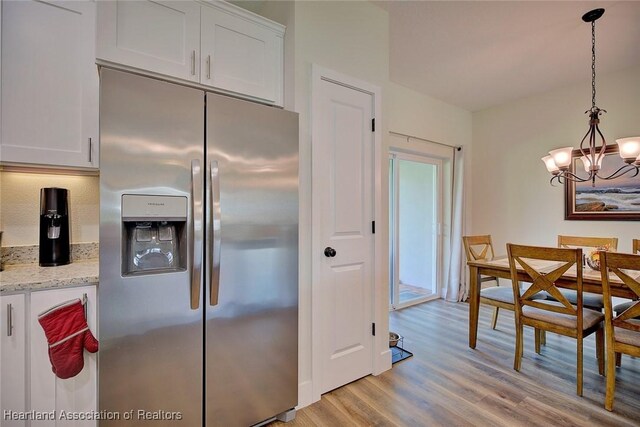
97 1 284 105
200 2 283 105
1 0 99 169
97 1 201 83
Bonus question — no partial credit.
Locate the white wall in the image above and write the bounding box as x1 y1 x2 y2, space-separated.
290 1 473 407
290 0 389 407
472 65 640 255
0 171 99 246
387 82 472 147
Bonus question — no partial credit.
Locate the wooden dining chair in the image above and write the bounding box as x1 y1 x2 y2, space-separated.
600 251 640 411
463 235 546 334
613 240 640 316
555 235 619 310
507 244 604 396
463 235 505 329
611 239 640 366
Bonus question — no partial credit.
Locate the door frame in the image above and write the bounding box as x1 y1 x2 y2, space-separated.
310 65 387 403
389 151 444 310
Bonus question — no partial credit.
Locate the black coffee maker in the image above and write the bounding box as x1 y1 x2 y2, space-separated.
39 188 70 266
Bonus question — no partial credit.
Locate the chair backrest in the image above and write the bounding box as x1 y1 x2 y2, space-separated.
557 235 618 251
600 252 640 339
462 235 495 262
507 244 583 325
633 239 640 254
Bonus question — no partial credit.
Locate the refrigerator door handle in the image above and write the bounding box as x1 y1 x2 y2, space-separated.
209 160 222 306
191 159 203 309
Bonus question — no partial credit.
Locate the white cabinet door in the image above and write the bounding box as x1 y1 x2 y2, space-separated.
0 0 99 169
30 286 97 427
97 0 201 83
200 3 283 105
0 294 27 427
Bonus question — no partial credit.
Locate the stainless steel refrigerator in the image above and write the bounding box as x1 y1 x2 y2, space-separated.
99 69 298 426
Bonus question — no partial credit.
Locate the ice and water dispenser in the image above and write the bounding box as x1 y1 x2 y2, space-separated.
121 195 187 276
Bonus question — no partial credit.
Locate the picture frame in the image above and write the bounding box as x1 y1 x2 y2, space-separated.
565 145 640 221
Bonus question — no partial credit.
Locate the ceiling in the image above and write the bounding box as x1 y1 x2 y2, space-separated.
230 1 640 112
380 1 640 112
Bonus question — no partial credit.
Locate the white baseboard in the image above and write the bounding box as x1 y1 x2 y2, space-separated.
373 348 392 375
296 380 315 409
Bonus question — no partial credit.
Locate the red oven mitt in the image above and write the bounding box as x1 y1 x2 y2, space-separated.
38 298 99 379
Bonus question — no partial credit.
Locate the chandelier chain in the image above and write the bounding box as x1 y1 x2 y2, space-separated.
591 20 596 109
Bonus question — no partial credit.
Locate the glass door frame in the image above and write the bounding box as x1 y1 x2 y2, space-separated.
389 151 443 310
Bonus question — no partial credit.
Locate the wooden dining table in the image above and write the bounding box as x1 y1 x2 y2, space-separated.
467 256 637 349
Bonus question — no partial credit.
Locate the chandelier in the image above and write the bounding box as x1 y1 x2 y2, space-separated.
542 8 640 186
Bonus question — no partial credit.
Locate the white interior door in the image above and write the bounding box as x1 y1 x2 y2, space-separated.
313 75 375 394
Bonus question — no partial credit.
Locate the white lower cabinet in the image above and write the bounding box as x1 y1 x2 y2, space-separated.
0 286 97 427
0 294 27 427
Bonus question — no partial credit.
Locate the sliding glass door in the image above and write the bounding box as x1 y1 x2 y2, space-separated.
389 152 443 309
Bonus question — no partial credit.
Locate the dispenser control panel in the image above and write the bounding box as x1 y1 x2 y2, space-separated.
122 194 187 221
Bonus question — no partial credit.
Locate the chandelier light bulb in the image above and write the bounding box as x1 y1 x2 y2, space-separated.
549 147 574 169
580 155 603 173
615 137 640 163
541 155 560 173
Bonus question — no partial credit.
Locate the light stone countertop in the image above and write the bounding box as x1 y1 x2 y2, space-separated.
0 259 98 294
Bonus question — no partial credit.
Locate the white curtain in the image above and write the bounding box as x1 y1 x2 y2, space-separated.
445 148 467 302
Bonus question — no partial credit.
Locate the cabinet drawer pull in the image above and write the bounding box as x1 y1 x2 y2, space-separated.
206 55 211 80
7 303 13 336
191 50 196 76
88 138 93 163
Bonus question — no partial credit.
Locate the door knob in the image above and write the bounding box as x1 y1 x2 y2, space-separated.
324 247 337 258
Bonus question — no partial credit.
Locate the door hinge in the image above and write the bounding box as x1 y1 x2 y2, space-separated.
371 118 375 132
371 220 375 234
372 323 376 336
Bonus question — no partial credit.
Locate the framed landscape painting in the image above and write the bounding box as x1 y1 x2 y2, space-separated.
565 145 640 221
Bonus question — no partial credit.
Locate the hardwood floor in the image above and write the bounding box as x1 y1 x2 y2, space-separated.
398 283 432 303
271 300 640 426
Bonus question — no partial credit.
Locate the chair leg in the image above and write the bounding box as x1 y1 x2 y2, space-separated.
514 321 523 371
577 335 583 396
615 352 621 367
534 329 541 354
596 328 605 376
541 330 546 346
605 343 617 411
491 307 499 330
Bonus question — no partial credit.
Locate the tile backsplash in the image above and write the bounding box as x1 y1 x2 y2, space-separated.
0 170 99 247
